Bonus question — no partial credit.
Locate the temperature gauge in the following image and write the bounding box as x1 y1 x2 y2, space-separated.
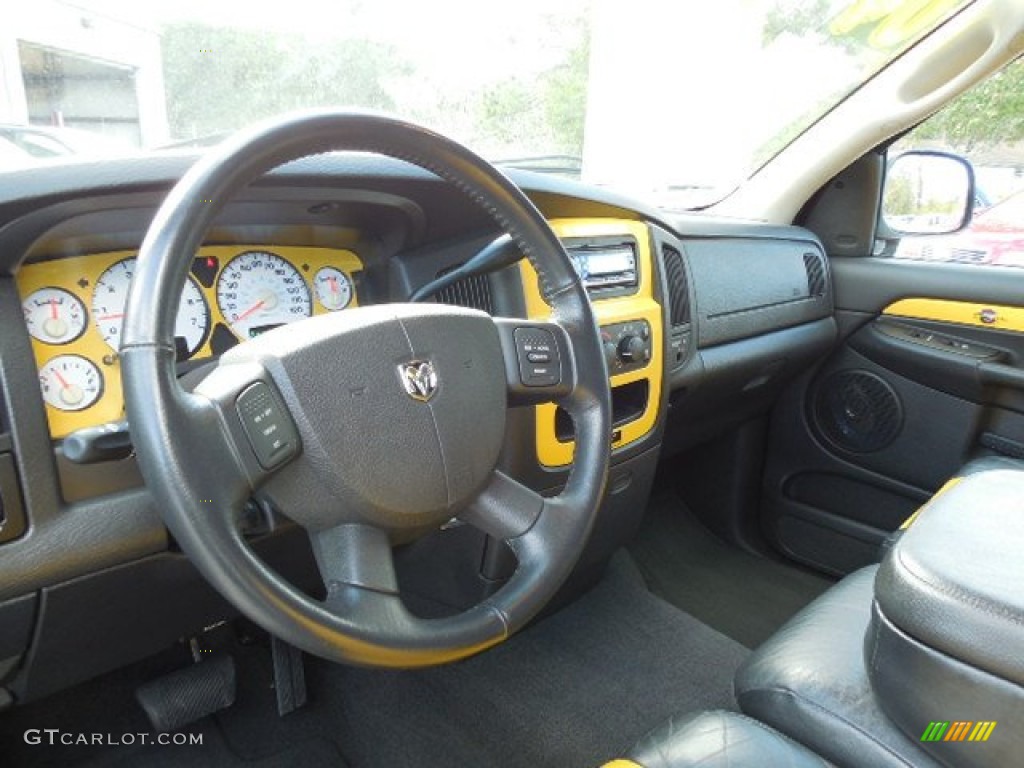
23 287 87 344
39 355 103 412
314 267 353 311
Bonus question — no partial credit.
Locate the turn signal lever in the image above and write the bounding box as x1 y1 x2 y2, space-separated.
63 420 132 464
409 234 522 302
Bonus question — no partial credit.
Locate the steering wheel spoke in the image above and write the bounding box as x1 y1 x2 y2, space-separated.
460 470 546 540
493 317 576 406
310 523 399 599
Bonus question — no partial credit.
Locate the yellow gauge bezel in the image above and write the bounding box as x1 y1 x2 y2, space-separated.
16 245 363 439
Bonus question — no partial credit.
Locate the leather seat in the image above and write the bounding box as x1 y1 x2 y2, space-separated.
605 456 1024 768
603 710 830 768
734 567 944 768
737 460 1024 768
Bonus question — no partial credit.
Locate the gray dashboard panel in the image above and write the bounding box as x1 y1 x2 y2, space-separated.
685 237 832 347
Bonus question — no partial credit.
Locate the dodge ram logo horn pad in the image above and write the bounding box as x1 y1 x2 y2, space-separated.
398 359 439 402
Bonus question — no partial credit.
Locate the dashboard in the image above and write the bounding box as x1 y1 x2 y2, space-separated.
17 246 363 438
0 151 836 704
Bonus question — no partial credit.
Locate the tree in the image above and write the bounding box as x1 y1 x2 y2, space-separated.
161 23 406 141
472 14 591 159
542 23 591 156
762 2 1024 151
913 59 1024 151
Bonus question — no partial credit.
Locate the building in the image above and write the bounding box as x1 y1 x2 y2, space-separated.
0 1 169 149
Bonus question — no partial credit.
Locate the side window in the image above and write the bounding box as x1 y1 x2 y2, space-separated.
890 56 1024 268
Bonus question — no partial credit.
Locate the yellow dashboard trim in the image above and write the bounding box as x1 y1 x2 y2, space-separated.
883 298 1024 334
522 218 663 468
17 245 363 439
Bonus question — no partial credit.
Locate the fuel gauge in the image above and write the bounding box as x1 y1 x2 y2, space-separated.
39 355 103 412
23 287 87 344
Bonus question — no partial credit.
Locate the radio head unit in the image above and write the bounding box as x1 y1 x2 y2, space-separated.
563 236 639 297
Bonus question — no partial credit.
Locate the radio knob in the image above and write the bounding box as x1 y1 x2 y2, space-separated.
617 334 647 363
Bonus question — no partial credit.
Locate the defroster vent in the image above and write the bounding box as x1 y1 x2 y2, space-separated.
803 251 826 297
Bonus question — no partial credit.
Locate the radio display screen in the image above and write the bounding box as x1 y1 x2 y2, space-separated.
582 246 635 277
568 242 637 290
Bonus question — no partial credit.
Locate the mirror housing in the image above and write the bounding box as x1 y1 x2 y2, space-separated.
881 150 975 237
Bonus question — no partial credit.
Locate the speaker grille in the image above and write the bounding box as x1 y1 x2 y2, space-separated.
813 370 902 453
803 251 826 297
662 245 690 326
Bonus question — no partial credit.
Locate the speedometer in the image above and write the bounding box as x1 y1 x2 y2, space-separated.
216 251 312 339
93 258 210 357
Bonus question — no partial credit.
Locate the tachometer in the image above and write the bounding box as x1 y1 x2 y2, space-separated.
93 258 211 357
39 355 103 411
23 287 87 344
216 251 312 338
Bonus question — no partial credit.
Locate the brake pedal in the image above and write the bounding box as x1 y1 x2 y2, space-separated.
136 653 236 733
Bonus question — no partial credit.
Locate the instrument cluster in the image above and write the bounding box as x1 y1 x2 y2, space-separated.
17 245 363 438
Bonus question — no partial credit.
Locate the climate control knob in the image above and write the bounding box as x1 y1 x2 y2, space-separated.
617 334 647 363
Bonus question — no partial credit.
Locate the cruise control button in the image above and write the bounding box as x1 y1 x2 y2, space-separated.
236 382 299 470
514 327 561 387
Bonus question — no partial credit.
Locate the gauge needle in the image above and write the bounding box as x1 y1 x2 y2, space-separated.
235 299 266 323
50 298 59 319
53 369 71 390
328 276 339 295
98 313 125 321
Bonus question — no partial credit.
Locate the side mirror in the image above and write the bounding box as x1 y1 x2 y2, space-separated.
881 150 975 236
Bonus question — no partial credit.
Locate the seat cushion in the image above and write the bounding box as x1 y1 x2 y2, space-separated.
612 710 829 768
735 567 942 768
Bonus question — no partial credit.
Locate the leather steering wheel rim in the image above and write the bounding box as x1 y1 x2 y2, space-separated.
121 110 611 668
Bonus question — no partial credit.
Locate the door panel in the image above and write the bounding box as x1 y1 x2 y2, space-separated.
763 257 1024 575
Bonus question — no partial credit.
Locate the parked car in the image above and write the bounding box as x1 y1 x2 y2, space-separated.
895 188 1024 266
0 123 133 168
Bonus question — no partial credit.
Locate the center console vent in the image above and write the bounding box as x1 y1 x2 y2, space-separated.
662 245 691 326
660 244 693 367
433 268 494 315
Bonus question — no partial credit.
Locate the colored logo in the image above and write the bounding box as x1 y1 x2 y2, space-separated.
921 721 996 743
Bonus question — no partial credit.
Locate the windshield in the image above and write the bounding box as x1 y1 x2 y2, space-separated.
3 0 970 209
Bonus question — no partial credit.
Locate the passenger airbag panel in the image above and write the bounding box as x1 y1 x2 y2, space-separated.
686 238 831 347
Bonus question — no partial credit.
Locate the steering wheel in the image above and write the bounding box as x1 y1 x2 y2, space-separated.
120 111 611 668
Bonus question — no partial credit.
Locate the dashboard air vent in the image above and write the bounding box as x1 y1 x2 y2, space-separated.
661 245 690 327
803 251 826 297
434 269 494 315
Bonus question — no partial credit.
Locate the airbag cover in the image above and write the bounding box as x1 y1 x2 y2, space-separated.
220 303 507 530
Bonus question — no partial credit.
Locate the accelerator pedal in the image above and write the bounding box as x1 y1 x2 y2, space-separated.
136 653 236 732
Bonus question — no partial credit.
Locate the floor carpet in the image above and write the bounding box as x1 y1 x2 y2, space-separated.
1 554 748 768
629 492 834 649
